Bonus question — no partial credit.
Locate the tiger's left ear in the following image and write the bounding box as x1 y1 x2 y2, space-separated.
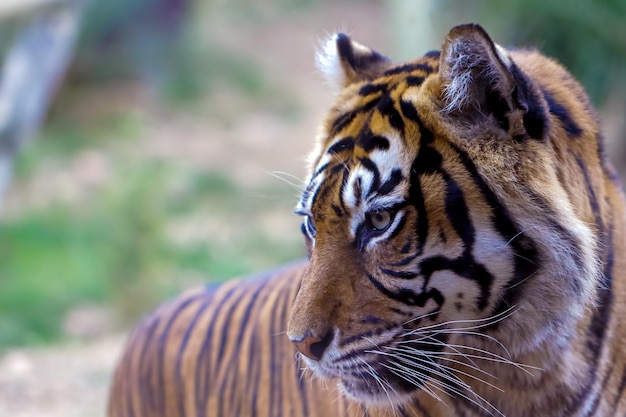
440 24 547 139
316 33 391 91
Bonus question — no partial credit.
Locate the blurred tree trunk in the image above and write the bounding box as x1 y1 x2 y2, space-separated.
0 0 83 206
388 0 437 61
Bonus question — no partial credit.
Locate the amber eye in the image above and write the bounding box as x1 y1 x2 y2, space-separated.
368 209 392 231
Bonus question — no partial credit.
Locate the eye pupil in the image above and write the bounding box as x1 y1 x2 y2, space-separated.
370 210 392 230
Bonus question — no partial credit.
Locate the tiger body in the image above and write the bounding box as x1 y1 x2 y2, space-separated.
108 24 626 417
107 263 368 417
108 261 448 417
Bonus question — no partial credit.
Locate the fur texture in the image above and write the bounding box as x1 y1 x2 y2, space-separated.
108 24 626 417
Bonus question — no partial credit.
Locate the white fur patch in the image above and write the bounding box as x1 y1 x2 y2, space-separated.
442 40 511 113
316 34 345 91
343 133 411 238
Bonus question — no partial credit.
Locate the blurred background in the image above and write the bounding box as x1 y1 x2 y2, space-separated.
0 0 624 415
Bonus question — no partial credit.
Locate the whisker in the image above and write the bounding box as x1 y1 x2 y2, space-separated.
378 361 444 403
267 170 307 191
357 357 399 417
404 353 504 393
385 360 504 417
401 310 440 326
385 344 497 380
367 349 473 391
393 340 541 374
420 374 503 417
401 306 518 338
429 330 511 357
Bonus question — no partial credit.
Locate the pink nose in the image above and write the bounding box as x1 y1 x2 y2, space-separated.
290 331 334 361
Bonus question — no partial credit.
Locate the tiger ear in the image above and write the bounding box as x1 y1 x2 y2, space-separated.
316 33 390 91
440 24 516 115
439 24 547 139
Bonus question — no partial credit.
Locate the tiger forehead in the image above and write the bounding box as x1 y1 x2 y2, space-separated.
298 53 440 216
324 53 439 146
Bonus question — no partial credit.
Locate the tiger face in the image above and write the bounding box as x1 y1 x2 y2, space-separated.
287 24 600 407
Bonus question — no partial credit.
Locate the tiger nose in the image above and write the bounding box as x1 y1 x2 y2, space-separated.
290 330 334 361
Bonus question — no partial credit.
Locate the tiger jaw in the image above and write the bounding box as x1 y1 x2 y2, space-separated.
301 328 449 405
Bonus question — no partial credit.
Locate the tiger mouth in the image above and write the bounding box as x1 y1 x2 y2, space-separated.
338 356 435 404
335 334 449 403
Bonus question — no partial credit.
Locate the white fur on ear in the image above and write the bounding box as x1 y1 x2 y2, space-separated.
315 33 345 91
441 38 512 113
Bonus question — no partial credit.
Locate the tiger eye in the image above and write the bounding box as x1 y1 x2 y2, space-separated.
369 210 392 231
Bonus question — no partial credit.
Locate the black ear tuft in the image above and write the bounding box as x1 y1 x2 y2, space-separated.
317 33 390 90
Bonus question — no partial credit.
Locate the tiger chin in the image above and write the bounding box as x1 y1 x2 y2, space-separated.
287 23 625 416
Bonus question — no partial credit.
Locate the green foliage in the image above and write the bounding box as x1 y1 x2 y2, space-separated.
1 153 303 349
434 0 626 105
0 210 111 345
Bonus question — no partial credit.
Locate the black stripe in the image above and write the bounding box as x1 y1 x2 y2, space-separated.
272 286 291 417
389 252 418 268
449 143 540 319
379 169 403 195
442 172 474 250
136 314 162 416
584 365 613 417
338 326 397 351
376 94 405 132
510 62 547 140
222 283 267 416
542 87 583 137
419 255 493 311
352 176 363 208
327 137 355 155
406 110 435 257
564 219 614 415
330 98 380 136
155 295 204 412
405 75 425 86
194 285 239 416
612 365 626 412
399 99 421 124
359 132 390 152
367 273 444 308
337 164 351 213
576 156 603 237
174 295 214 417
380 267 418 279
384 62 434 76
359 82 388 96
359 157 381 195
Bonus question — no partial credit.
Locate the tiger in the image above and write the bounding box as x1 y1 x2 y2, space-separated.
107 23 626 417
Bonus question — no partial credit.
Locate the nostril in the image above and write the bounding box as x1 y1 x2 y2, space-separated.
309 330 333 361
291 329 334 361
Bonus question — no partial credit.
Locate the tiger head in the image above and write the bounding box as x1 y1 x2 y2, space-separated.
287 24 603 406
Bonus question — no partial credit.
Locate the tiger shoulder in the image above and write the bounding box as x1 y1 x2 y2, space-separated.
108 23 626 417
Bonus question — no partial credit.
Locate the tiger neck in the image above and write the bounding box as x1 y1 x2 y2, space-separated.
437 169 626 416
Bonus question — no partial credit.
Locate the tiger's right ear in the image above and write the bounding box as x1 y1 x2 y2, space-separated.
316 33 391 91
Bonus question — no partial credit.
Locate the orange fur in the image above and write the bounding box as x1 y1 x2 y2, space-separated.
108 24 626 417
